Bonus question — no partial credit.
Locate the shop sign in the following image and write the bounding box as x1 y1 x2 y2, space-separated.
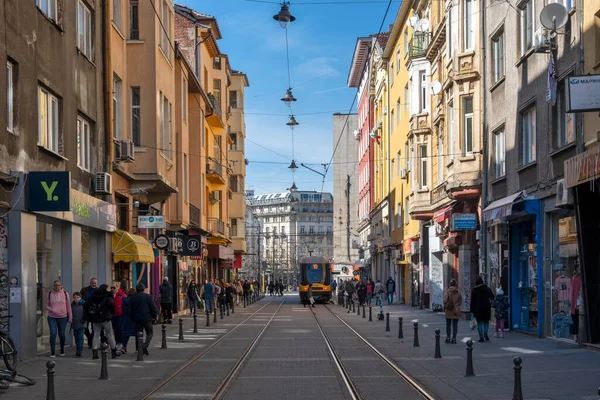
155 234 169 250
27 171 71 212
138 216 166 229
564 146 600 188
179 235 202 256
450 213 477 231
567 75 600 112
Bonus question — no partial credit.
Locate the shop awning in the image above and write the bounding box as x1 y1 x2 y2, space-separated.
112 230 155 264
482 191 524 222
434 206 453 223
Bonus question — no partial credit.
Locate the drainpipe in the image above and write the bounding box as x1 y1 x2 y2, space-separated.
480 0 489 284
386 69 392 280
103 0 113 198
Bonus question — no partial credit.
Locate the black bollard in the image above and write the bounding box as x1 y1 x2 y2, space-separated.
386 313 391 332
161 324 167 349
46 360 56 400
193 314 198 333
352 302 355 313
227 304 230 316
398 317 403 339
434 329 442 358
231 301 234 314
220 304 224 319
413 322 420 347
178 318 185 342
362 304 366 318
244 297 246 308
136 331 144 362
369 306 372 322
512 357 523 400
214 306 217 323
99 343 109 380
357 302 361 316
206 311 210 327
465 340 475 377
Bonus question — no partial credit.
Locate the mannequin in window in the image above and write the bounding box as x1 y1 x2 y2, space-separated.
570 267 582 335
555 270 572 313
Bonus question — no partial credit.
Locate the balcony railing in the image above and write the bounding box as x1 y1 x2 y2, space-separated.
430 184 449 205
206 160 223 177
210 96 222 121
208 218 225 235
189 204 200 227
408 32 431 59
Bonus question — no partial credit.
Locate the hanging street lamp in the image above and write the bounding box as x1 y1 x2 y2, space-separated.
287 115 299 130
281 88 297 107
273 2 296 29
289 182 298 191
288 160 298 171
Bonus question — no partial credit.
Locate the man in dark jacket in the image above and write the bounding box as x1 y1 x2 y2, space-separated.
386 277 396 305
80 278 98 349
470 276 495 342
86 284 117 359
129 283 159 355
159 277 173 324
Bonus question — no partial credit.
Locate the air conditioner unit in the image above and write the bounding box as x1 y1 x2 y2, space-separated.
167 237 179 253
376 117 383 129
555 178 573 207
116 139 135 162
400 169 408 179
490 224 508 243
94 172 112 195
533 28 550 53
392 249 400 259
210 191 221 203
382 106 388 116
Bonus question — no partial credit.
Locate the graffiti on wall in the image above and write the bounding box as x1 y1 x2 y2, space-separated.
0 217 9 333
430 254 444 312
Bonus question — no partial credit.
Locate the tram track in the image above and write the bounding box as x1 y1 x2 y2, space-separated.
141 297 284 400
310 304 435 400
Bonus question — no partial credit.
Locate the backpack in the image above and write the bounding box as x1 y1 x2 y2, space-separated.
48 291 70 308
86 302 100 318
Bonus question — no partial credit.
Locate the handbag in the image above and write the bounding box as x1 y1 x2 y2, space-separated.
469 316 478 331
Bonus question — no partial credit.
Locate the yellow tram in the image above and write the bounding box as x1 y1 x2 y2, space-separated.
298 256 333 304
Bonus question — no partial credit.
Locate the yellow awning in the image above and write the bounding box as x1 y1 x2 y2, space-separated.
112 230 155 264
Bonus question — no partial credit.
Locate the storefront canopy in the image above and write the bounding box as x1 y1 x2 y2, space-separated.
482 191 524 222
112 230 155 264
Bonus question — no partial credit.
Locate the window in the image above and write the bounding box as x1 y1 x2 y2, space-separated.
420 145 428 188
404 29 409 55
391 110 395 133
419 70 427 112
113 75 122 139
6 61 14 132
113 0 122 31
129 0 139 39
214 57 222 70
556 83 574 148
390 63 394 85
131 87 140 146
397 152 402 177
405 142 410 170
213 79 221 106
521 106 536 164
404 84 409 111
160 92 172 159
159 0 172 61
396 99 401 124
37 0 57 21
183 154 188 202
230 219 238 237
391 158 395 181
396 47 401 73
229 133 238 150
404 196 410 224
464 0 474 50
397 203 402 229
447 6 454 58
462 97 473 155
230 90 238 108
494 129 505 178
182 78 187 123
438 134 444 183
309 226 315 234
447 102 454 157
77 1 92 59
77 116 91 171
38 87 59 153
520 0 534 55
300 226 305 234
492 30 505 83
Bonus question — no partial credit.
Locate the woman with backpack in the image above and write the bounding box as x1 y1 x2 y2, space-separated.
86 284 118 359
45 280 73 357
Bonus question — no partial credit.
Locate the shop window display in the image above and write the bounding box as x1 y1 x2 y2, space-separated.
36 221 55 352
551 214 580 340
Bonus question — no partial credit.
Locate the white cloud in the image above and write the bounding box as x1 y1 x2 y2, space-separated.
296 57 339 78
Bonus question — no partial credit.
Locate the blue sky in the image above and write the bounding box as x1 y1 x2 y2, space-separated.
179 0 398 195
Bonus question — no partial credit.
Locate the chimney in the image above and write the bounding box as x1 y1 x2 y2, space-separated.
389 24 394 32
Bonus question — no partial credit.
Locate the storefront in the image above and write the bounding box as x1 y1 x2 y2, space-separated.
111 229 155 291
403 237 420 306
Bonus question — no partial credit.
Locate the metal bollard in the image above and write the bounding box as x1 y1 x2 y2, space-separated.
214 307 217 323
357 303 361 316
398 317 403 339
227 304 230 316
161 324 167 349
244 297 246 308
352 302 355 313
465 340 475 377
369 306 372 322
220 303 224 319
136 331 144 362
512 357 523 400
413 322 420 347
178 318 185 342
434 329 442 359
206 311 210 327
46 360 56 400
362 304 366 319
193 314 198 333
231 301 234 314
99 343 109 380
386 313 391 332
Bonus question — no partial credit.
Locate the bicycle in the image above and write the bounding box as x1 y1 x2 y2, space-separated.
0 320 36 388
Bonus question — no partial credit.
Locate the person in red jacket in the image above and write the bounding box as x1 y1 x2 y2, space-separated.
111 280 128 354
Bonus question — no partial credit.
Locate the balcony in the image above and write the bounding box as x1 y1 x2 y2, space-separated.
207 96 225 128
408 32 431 61
208 218 225 235
409 112 431 136
206 159 226 184
189 204 200 228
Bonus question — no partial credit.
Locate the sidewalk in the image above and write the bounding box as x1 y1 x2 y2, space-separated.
0 299 265 399
330 302 600 400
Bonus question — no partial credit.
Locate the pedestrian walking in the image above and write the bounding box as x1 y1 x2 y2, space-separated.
443 279 462 344
357 280 367 306
80 278 98 349
332 280 337 296
129 283 159 356
225 282 234 310
204 279 215 313
366 279 374 305
159 277 173 324
492 287 509 338
470 276 495 342
374 280 384 306
70 292 86 357
87 284 118 359
45 280 72 358
386 276 396 305
218 279 227 312
121 288 137 354
304 283 315 308
111 280 127 354
187 280 200 316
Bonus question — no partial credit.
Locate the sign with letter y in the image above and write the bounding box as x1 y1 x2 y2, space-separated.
27 171 71 212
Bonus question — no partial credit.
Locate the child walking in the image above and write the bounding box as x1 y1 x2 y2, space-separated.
492 287 509 338
71 292 87 357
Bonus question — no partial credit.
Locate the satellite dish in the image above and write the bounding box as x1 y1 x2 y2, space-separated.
414 19 430 32
429 81 442 95
540 3 568 31
408 16 418 27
